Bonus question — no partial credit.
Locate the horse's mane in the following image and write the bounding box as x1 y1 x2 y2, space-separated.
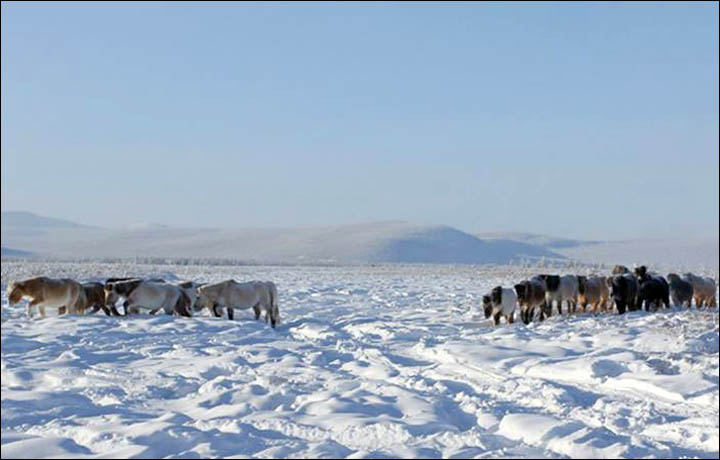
491 286 502 304
110 279 143 296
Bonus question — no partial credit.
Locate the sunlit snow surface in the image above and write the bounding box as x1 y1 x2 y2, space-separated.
2 262 718 458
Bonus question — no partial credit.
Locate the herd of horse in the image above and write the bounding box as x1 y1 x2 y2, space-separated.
5 264 718 329
482 264 717 325
6 276 281 327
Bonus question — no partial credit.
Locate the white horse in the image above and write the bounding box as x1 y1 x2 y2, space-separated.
104 279 192 317
195 280 279 327
482 286 517 325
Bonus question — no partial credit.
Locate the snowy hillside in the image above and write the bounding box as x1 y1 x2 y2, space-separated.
0 248 32 258
557 238 720 272
479 231 719 270
476 232 597 249
1 211 89 230
1 214 563 264
1 262 718 459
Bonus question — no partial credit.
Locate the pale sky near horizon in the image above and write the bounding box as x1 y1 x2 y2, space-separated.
2 2 718 240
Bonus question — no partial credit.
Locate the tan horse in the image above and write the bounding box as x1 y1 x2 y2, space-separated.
684 273 717 308
195 280 279 327
7 277 86 318
577 275 610 313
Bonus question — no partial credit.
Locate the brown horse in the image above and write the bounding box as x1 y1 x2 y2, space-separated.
7 277 86 318
83 282 121 316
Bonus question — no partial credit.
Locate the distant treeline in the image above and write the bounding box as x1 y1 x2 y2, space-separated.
1 255 595 269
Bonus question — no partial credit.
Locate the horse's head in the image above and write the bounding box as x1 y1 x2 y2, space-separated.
7 281 25 305
482 295 492 318
103 282 122 307
577 276 587 295
193 289 213 313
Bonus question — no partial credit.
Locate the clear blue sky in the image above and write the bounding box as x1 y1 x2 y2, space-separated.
2 2 718 240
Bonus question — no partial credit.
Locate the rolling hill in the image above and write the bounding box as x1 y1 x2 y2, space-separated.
0 213 562 264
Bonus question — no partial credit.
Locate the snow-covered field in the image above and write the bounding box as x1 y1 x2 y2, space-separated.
1 261 718 459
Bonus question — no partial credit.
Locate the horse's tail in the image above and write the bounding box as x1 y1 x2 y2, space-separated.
74 285 88 314
269 282 279 326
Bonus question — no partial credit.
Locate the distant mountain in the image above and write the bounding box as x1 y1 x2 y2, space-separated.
557 237 719 271
0 247 33 258
1 211 89 228
477 231 718 270
5 212 713 268
126 222 171 231
477 232 599 249
0 213 563 264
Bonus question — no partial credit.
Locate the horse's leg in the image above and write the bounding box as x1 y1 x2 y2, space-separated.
252 304 261 320
492 311 501 326
211 303 223 318
39 305 47 318
543 301 551 319
227 307 234 321
58 305 67 315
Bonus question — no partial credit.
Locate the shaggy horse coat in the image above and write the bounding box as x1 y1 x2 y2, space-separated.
539 274 578 315
482 286 517 326
666 273 694 308
577 275 609 313
634 266 670 310
104 280 192 317
7 277 86 318
637 277 670 311
195 280 279 327
607 274 638 315
612 265 631 275
84 282 121 316
683 273 717 308
514 276 548 324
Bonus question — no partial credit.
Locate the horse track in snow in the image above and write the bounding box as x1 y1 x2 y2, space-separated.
1 261 718 458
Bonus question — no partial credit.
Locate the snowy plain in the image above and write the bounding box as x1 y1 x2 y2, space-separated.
1 261 718 459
